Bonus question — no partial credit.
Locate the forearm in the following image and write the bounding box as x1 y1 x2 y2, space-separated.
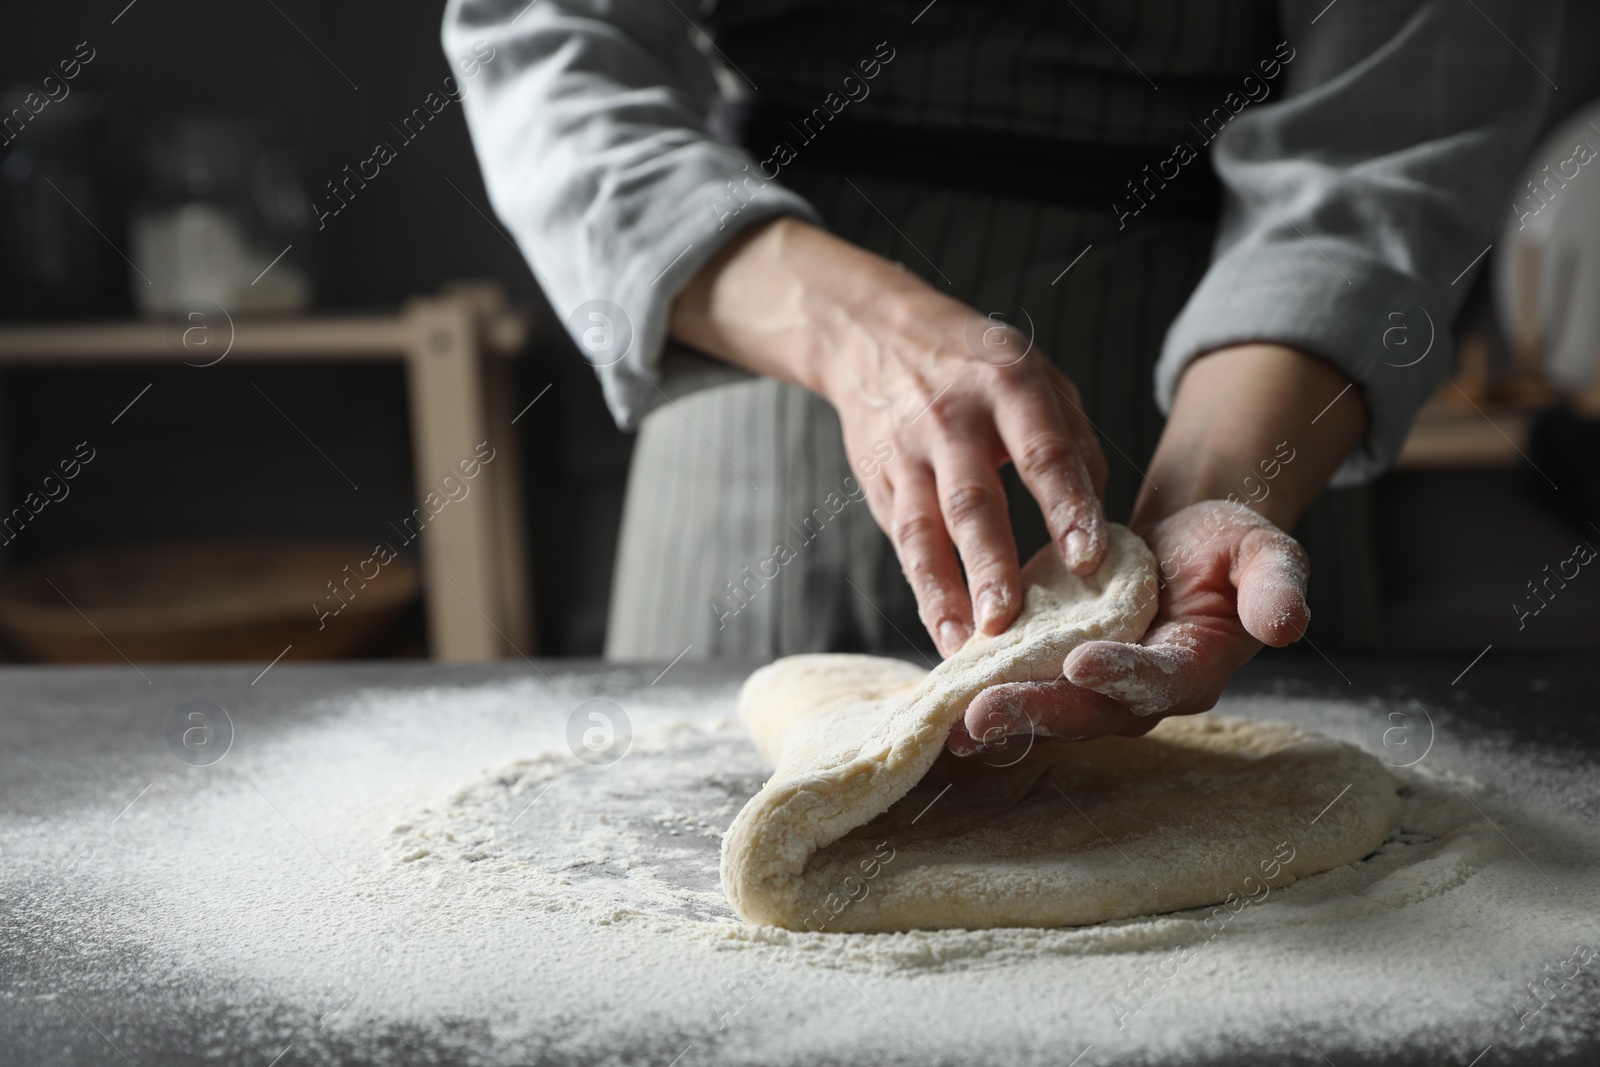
669 217 824 389
668 216 940 400
1131 344 1368 534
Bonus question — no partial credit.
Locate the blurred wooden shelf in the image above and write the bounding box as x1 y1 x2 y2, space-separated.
1395 406 1530 469
0 281 535 664
0 316 411 361
0 296 527 362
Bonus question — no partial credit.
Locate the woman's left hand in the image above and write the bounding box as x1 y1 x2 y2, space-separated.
944 341 1366 755
947 501 1310 752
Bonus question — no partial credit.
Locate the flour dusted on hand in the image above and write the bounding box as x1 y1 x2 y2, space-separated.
720 524 1400 932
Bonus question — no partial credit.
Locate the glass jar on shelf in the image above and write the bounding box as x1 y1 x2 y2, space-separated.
131 116 313 318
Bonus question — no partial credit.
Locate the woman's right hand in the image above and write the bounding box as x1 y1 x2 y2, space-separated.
670 216 1109 655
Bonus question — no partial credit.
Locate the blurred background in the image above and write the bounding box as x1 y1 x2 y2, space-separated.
0 0 1597 667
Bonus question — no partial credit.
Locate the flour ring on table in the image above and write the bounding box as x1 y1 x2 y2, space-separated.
720 524 1401 932
379 704 1514 977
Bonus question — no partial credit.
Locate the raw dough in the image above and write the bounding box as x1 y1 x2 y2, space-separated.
720 524 1401 932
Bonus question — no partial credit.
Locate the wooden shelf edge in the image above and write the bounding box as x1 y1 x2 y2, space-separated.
0 306 529 362
1394 410 1529 469
0 317 412 361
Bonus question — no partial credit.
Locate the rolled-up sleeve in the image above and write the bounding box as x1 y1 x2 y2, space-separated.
442 0 821 430
1157 0 1561 484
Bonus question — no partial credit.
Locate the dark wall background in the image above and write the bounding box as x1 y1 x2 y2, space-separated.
0 1 527 307
0 0 633 655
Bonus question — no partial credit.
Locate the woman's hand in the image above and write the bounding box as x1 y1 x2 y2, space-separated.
671 216 1109 654
949 342 1368 753
948 501 1310 751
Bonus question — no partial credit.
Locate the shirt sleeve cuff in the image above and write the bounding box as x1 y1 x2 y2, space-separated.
1156 243 1445 487
573 152 823 431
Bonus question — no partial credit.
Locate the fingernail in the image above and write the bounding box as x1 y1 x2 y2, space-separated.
1063 529 1089 565
976 587 1007 630
938 620 969 654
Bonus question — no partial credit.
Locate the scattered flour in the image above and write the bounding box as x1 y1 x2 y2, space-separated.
4 670 1599 1066
388 718 1487 968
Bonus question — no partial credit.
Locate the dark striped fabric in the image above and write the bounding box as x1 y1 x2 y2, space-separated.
709 0 1277 147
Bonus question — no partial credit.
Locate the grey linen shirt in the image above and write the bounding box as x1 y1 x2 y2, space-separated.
443 0 1560 484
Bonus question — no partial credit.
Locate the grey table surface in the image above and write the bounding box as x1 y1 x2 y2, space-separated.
1 651 1596 1067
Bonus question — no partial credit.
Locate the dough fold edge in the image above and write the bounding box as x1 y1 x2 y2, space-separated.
720 525 1161 930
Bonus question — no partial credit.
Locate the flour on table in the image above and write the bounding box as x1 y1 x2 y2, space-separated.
386 712 1515 971
10 671 1596 1067
390 718 756 925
